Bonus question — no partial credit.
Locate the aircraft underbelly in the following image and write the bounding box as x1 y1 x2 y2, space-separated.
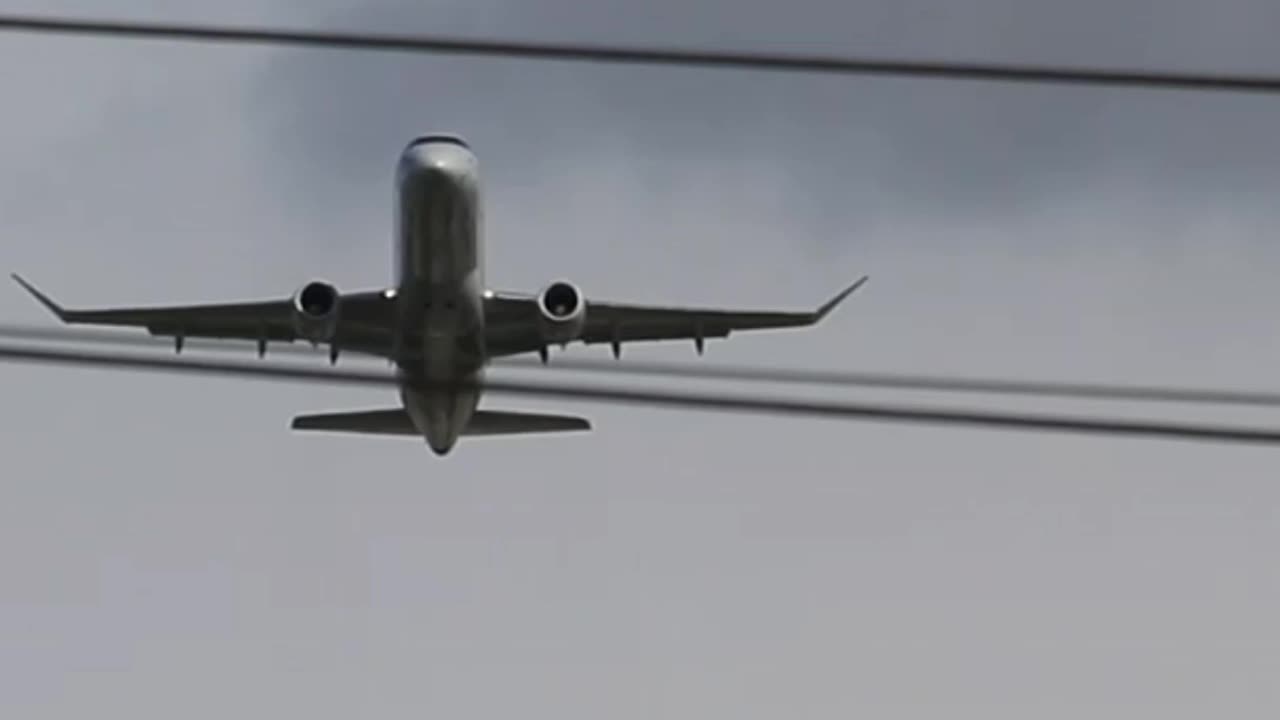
399 369 482 455
392 137 485 454
395 141 480 292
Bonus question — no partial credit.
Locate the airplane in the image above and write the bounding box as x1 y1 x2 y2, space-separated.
11 134 866 455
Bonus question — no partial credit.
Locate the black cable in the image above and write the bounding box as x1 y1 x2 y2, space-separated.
0 323 1277 410
1 13 1278 94
0 341 1278 446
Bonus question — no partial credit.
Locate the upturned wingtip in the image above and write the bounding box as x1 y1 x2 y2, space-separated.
814 275 868 321
11 273 69 321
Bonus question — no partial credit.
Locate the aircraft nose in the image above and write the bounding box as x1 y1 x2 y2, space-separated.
400 136 475 178
396 140 478 189
407 133 470 150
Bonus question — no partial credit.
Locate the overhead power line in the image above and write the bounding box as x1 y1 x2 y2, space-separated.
1 340 1279 446
0 13 1279 94
2 323 1280 410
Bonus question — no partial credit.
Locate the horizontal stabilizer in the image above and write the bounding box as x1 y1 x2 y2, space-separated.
290 407 591 437
463 409 592 435
291 408 417 435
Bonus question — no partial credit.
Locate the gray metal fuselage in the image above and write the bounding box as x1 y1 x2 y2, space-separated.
393 136 485 455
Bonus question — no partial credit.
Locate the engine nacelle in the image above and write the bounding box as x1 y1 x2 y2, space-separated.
536 280 587 344
291 280 341 342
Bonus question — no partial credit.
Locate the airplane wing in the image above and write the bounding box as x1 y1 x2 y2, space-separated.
483 276 867 357
10 274 400 357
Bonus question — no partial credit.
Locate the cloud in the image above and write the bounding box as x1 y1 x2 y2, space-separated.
248 0 1280 237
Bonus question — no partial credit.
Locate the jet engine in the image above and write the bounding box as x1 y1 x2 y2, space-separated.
291 280 341 342
536 280 587 343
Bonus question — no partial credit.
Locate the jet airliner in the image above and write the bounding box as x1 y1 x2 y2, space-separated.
13 135 864 455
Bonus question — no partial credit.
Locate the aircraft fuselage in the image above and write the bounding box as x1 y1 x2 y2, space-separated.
392 135 486 454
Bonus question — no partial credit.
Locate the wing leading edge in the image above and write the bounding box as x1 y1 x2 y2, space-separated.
484 275 867 357
11 273 399 358
12 272 865 359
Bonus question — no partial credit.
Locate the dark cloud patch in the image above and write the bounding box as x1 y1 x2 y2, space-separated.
248 0 1280 248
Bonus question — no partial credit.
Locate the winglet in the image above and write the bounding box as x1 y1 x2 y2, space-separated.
11 273 71 322
813 275 868 321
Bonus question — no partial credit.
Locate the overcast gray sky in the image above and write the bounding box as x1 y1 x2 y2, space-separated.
4 1 1280 717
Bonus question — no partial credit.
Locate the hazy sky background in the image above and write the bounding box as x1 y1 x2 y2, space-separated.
3 1 1280 717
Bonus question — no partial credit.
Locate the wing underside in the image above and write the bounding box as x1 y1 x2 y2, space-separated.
11 273 866 361
483 276 867 357
11 274 400 357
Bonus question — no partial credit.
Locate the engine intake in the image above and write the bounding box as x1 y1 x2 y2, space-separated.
537 280 586 343
291 280 341 342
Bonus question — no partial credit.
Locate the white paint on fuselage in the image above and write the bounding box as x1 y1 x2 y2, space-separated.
392 135 486 455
